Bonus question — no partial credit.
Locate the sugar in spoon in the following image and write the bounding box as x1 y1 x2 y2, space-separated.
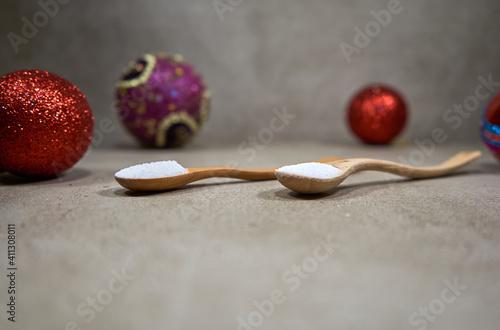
275 151 481 194
115 156 342 191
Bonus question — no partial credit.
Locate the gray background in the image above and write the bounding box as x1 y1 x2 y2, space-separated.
1 0 500 148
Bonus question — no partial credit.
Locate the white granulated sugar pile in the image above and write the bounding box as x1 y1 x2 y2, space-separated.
115 160 188 179
276 162 341 179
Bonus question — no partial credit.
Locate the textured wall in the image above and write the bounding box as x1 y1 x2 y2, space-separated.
1 0 500 148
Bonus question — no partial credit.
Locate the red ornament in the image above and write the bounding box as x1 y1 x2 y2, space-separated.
0 70 94 178
347 84 407 144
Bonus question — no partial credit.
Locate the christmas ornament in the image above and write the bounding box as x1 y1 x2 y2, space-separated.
0 70 94 178
115 53 210 148
480 91 500 161
347 84 407 144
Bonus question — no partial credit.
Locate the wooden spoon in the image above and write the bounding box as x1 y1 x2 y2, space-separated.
115 156 342 191
275 151 481 194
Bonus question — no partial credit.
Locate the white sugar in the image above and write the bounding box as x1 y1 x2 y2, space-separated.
115 160 188 179
276 162 341 179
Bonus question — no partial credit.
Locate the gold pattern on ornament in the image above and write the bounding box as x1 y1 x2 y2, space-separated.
174 67 184 77
168 103 177 111
134 102 146 115
199 90 211 126
128 100 138 109
156 112 199 147
143 118 157 137
115 53 157 89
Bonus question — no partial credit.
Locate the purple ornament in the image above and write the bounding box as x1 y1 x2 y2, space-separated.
115 53 210 147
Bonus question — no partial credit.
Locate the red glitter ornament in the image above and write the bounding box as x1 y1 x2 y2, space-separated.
347 84 407 144
0 70 94 178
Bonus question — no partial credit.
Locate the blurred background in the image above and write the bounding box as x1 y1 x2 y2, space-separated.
1 0 499 148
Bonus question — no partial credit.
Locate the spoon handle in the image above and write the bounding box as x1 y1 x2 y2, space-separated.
342 151 481 179
188 168 277 181
188 156 343 181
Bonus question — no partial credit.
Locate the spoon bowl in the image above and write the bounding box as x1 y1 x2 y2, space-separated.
275 150 482 194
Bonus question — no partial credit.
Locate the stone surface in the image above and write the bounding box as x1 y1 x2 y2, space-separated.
1 142 499 329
